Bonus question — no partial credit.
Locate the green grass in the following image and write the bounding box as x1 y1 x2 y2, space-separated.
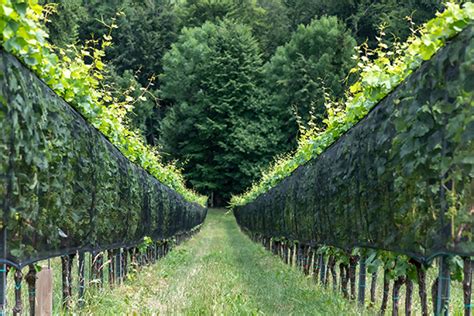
4 209 467 315
73 209 364 315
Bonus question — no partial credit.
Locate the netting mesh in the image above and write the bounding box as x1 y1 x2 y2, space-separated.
234 26 474 264
0 51 207 268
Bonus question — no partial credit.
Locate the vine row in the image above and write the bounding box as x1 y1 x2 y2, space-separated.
233 22 474 316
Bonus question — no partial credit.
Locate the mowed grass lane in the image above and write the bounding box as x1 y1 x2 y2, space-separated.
80 209 365 315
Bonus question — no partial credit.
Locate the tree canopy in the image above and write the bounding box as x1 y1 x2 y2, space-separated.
263 16 357 151
40 0 442 204
160 20 280 204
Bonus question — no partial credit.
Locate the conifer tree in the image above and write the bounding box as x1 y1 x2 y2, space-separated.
160 20 279 204
263 16 357 152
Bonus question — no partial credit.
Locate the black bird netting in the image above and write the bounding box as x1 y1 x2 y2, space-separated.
234 26 474 264
0 51 207 268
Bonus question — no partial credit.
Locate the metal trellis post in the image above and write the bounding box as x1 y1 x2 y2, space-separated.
436 256 450 316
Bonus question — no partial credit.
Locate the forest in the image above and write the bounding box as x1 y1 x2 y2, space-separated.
42 0 444 205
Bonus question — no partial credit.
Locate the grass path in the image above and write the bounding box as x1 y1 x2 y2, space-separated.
80 209 364 315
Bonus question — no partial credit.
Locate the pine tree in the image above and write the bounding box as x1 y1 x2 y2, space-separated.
160 20 279 204
263 16 357 152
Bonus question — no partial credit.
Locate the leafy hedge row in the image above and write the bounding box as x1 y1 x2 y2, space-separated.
0 51 207 267
233 23 474 262
0 0 206 206
231 2 474 207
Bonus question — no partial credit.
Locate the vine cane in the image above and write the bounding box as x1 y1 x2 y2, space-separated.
25 265 36 316
12 268 22 315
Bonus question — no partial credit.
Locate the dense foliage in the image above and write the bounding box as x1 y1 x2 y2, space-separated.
231 2 474 207
1 51 207 264
0 0 206 205
234 23 474 259
36 0 444 202
263 16 356 151
159 20 281 203
233 15 473 314
285 0 444 47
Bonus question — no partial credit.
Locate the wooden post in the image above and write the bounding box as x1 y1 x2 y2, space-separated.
292 244 297 267
35 267 53 316
286 243 293 266
90 251 97 284
12 268 23 315
25 265 37 316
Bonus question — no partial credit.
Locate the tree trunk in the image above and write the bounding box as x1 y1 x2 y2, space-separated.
12 269 22 315
96 252 104 287
303 246 311 275
349 256 359 300
340 263 349 299
313 248 320 284
392 276 405 316
415 263 428 316
370 271 377 307
289 245 294 266
25 265 36 316
328 256 337 291
405 278 413 316
380 270 390 315
108 249 115 285
61 255 73 309
320 255 327 286
297 244 303 269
